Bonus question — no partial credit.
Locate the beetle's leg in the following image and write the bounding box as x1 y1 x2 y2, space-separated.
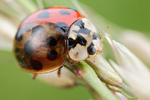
93 45 104 62
87 54 90 58
77 61 80 65
32 73 38 79
57 66 63 77
68 54 76 64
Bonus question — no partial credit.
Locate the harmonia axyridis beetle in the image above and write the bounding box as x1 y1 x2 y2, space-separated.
13 6 103 76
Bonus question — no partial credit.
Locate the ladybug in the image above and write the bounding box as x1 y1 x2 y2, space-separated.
13 7 102 75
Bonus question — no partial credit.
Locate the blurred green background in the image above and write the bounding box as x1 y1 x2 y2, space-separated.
82 0 150 34
0 50 91 100
0 0 150 100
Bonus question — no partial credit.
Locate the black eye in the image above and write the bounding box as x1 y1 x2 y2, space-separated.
87 43 96 55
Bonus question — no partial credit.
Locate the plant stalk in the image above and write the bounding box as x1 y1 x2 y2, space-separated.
65 60 119 100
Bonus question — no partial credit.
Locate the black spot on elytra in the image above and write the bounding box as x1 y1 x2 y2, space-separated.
59 10 70 15
30 60 42 70
87 43 96 55
56 22 69 33
47 50 58 61
16 55 24 67
93 33 101 40
76 34 87 46
68 38 77 50
24 40 33 55
15 48 20 53
15 27 23 41
37 10 50 18
46 36 57 46
32 25 45 36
